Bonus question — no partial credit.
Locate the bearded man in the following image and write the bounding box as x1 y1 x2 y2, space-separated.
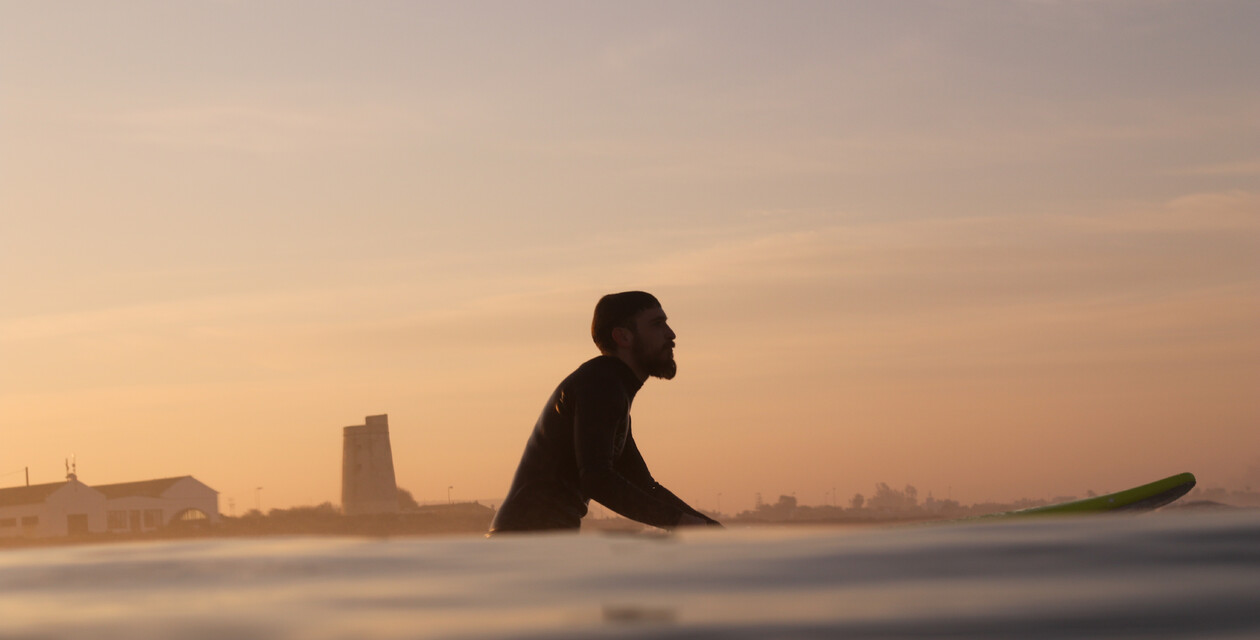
489 291 721 534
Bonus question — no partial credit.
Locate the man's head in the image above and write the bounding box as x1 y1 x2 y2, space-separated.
591 291 677 380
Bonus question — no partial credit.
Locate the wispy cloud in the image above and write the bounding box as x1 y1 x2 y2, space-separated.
625 191 1260 368
1071 190 1260 232
1178 160 1260 177
98 102 430 153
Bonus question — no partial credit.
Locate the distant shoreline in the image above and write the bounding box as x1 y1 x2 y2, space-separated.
2 496 1252 552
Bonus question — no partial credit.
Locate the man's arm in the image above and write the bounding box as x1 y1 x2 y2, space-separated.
571 382 693 529
616 433 722 527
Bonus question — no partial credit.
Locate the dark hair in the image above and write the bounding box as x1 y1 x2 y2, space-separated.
591 291 661 354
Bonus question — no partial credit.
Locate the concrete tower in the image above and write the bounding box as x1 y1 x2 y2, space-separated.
341 414 399 516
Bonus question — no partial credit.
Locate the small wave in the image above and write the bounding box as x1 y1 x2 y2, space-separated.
0 511 1256 639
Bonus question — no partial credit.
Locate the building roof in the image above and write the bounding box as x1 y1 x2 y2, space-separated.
0 481 70 507
1 476 214 507
94 476 196 499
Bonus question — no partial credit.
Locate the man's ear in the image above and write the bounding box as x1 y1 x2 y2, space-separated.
612 326 634 348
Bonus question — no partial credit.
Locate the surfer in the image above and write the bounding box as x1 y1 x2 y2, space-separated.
489 291 722 534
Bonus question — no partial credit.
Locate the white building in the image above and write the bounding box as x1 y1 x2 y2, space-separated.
0 477 105 537
0 475 219 538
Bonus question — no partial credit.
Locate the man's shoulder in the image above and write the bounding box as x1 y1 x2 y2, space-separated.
566 355 627 385
559 355 645 394
544 357 630 415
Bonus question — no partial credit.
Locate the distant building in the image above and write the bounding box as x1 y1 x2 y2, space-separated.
0 475 218 538
341 414 399 515
97 476 220 533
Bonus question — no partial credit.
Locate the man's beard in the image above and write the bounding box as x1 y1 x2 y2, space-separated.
634 340 677 380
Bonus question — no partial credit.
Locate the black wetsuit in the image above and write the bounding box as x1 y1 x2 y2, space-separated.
490 355 718 533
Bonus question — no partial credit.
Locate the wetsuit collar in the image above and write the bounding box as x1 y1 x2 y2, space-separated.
603 355 644 400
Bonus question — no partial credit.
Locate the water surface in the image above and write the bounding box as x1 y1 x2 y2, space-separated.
0 510 1256 639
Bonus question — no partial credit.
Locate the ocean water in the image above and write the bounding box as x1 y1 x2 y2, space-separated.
0 510 1257 639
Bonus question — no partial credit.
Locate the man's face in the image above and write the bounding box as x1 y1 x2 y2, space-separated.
629 306 677 380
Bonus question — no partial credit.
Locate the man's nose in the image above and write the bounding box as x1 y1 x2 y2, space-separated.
666 325 676 340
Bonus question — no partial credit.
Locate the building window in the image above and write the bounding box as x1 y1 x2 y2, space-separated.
0 518 15 528
21 516 38 527
107 511 128 530
177 508 208 522
143 509 163 528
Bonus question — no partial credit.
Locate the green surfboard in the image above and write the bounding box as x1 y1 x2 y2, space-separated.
983 472 1196 519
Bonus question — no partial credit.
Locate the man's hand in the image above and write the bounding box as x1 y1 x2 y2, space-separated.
676 513 710 527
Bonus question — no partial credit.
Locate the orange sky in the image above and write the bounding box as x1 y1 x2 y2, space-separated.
2 2 1258 515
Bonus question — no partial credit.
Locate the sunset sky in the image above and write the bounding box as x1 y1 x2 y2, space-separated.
3 1 1257 515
